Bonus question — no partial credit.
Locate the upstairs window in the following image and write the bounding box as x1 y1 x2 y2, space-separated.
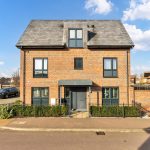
74 57 83 70
103 58 118 78
69 29 83 48
33 58 48 78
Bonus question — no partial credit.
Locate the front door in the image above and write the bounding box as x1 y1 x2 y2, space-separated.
71 87 86 111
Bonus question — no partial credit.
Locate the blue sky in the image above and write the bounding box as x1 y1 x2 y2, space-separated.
0 0 150 77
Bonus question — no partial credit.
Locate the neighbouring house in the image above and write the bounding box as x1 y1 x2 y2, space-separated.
130 75 136 85
131 72 150 85
0 77 11 85
141 72 150 84
16 20 134 112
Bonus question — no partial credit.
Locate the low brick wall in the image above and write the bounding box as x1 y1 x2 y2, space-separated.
130 87 150 110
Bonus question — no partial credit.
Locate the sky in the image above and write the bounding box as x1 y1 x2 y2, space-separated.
0 0 150 77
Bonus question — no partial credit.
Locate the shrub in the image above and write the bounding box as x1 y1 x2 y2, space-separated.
90 105 141 117
124 106 140 117
61 105 68 116
14 100 22 105
0 105 13 119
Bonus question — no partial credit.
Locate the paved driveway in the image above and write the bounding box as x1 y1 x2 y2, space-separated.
0 97 20 105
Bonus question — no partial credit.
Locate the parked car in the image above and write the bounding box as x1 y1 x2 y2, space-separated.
0 87 19 99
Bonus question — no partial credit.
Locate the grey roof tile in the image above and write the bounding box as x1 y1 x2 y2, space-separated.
16 20 134 48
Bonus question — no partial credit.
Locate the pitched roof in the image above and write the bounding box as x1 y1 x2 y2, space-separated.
16 20 134 49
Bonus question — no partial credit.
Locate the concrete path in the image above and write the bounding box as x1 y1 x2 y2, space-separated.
1 117 150 132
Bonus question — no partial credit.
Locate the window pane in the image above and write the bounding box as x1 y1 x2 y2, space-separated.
69 39 76 47
102 88 110 99
74 58 83 69
34 70 43 77
41 98 49 105
102 99 111 106
41 88 49 98
104 70 112 77
32 98 41 106
111 99 119 105
77 30 82 38
113 71 117 77
43 71 48 77
104 59 111 69
33 88 41 98
76 40 83 47
112 88 118 99
113 59 117 69
65 88 70 98
44 59 48 70
35 59 42 70
69 30 75 38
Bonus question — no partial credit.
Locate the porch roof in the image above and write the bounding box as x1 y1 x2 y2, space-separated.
58 80 92 86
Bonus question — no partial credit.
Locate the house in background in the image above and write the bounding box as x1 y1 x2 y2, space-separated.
141 72 150 84
16 20 134 112
130 75 136 85
0 77 11 89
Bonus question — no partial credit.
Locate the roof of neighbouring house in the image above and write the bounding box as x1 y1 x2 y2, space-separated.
16 20 134 49
144 72 150 78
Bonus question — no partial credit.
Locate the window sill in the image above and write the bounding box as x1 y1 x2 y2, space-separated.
68 47 84 49
103 76 118 78
74 69 83 70
33 77 48 78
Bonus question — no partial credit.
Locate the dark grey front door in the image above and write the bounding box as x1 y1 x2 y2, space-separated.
71 87 86 111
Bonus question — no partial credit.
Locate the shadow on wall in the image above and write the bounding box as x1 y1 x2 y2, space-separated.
91 82 102 105
138 128 150 150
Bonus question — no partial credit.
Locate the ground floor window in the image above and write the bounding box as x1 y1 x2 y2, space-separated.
32 87 49 106
102 87 119 105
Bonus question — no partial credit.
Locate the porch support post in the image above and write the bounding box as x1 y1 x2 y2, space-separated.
59 86 62 105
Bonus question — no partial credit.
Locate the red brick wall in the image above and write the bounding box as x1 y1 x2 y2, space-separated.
20 48 130 106
130 87 150 110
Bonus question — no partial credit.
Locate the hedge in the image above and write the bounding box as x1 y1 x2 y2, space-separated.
0 104 142 119
0 105 68 119
0 105 13 119
90 105 141 117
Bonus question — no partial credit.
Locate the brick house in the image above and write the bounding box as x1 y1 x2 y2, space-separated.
16 20 134 112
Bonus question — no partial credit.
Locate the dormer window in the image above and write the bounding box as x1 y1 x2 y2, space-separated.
68 29 83 48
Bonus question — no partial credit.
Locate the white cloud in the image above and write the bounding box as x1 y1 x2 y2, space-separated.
124 23 150 51
85 0 113 15
0 61 4 65
0 72 9 78
122 0 150 21
131 64 150 75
